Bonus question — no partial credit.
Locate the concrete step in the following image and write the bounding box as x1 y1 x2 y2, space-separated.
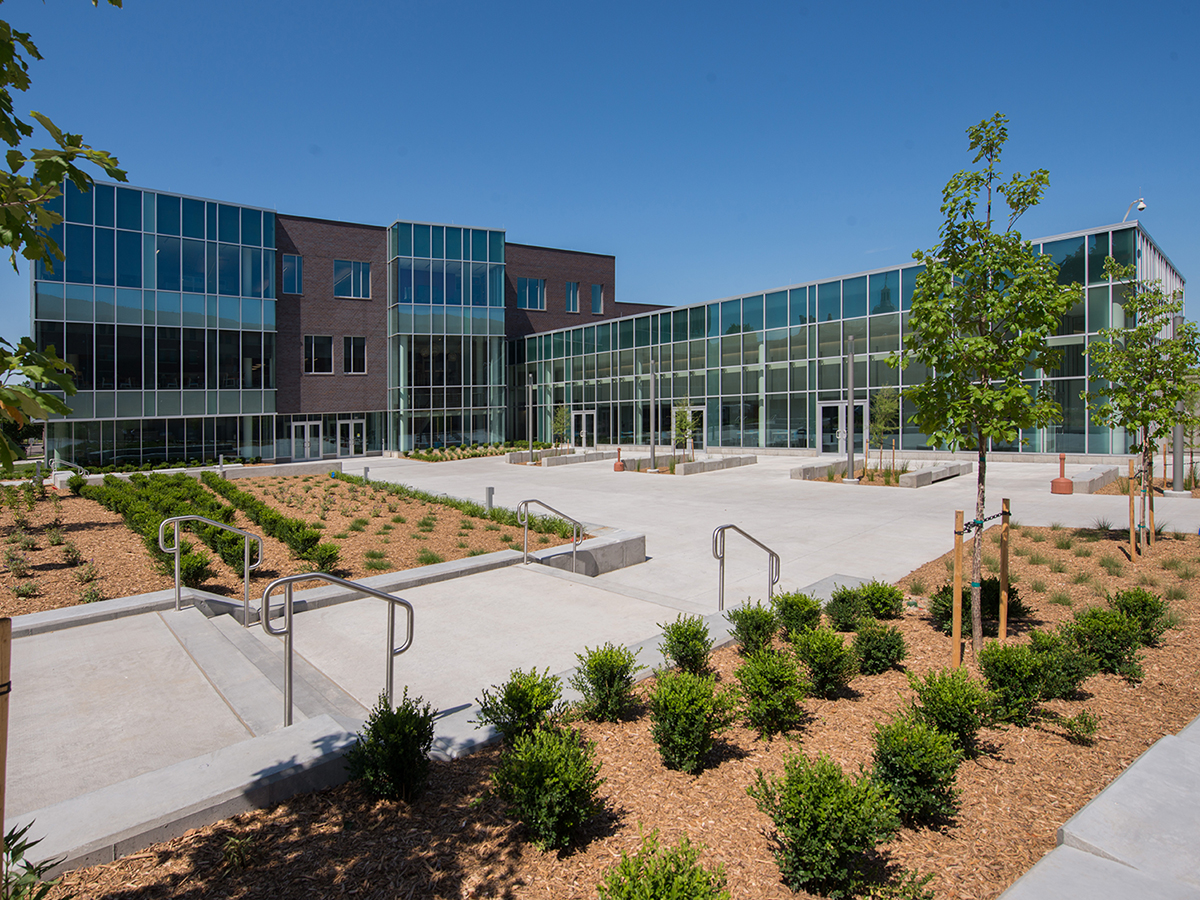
157 607 285 736
208 613 369 730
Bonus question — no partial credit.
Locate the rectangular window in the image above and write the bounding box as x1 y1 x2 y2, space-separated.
343 336 366 374
281 254 303 294
565 281 579 313
304 335 333 374
333 259 371 298
517 277 546 310
591 284 603 314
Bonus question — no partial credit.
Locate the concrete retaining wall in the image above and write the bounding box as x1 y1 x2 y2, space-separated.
542 450 619 467
898 460 973 488
790 459 849 480
505 448 570 464
1071 465 1120 494
531 530 646 576
676 455 757 476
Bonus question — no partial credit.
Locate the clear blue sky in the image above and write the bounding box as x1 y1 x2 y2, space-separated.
2 0 1196 344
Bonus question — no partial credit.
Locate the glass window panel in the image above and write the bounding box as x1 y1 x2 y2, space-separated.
156 291 180 327
764 291 787 329
241 297 261 329
686 306 703 340
156 194 180 236
742 331 761 364
842 276 867 318
471 229 487 261
470 262 487 306
241 247 262 298
869 313 900 353
116 187 141 230
720 334 740 367
789 287 808 325
115 288 140 323
142 191 156 233
219 330 241 385
445 261 462 304
115 230 141 288
263 213 275 249
720 298 741 335
218 205 239 243
489 265 503 307
219 296 239 329
1087 232 1109 284
1087 286 1109 331
205 201 216 240
869 271 899 313
394 259 413 303
157 327 180 388
618 319 634 349
901 266 923 310
789 326 807 359
444 226 461 260
842 317 866 354
93 183 114 228
65 180 92 224
1112 228 1135 267
94 227 114 286
242 331 263 387
635 316 650 347
1057 294 1085 335
430 259 445 304
116 324 140 389
598 323 611 352
182 293 205 328
66 224 93 283
218 244 239 295
181 239 205 292
155 236 181 291
817 281 840 321
489 231 504 263
742 294 764 331
36 282 64 319
240 209 261 246
430 225 444 259
413 223 431 257
817 321 840 357
412 260 431 304
1044 236 1085 285
36 222 64 280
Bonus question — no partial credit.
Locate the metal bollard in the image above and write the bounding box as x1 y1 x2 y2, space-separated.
485 486 494 511
219 454 225 478
363 466 370 483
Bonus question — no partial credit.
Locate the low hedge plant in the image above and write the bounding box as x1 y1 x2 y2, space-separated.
346 689 436 801
648 670 736 774
906 668 990 754
473 667 564 743
1063 606 1145 682
853 621 907 676
978 641 1041 725
1028 629 1096 700
929 578 1032 635
791 626 858 699
597 829 729 900
570 643 642 722
658 614 713 675
824 585 868 632
771 590 821 637
724 601 776 654
857 580 905 619
872 715 962 826
1107 587 1173 646
734 648 809 738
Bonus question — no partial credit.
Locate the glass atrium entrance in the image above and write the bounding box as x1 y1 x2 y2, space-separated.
571 410 596 448
820 403 865 455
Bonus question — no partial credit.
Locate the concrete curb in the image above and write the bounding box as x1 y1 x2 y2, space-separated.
542 450 619 467
49 459 344 491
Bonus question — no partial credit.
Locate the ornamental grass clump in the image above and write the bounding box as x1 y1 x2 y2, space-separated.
733 648 809 738
346 689 436 802
853 621 908 676
747 752 900 899
648 670 737 774
871 715 962 826
473 668 564 743
771 590 822 637
658 614 713 675
597 829 729 900
724 601 777 655
491 724 604 850
570 643 642 722
906 668 990 754
791 626 858 699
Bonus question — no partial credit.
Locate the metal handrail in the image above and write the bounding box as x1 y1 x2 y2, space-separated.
50 456 88 477
712 524 781 611
260 572 414 727
516 499 584 574
159 515 264 625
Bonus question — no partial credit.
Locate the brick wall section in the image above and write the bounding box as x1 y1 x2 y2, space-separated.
274 214 389 415
504 242 666 340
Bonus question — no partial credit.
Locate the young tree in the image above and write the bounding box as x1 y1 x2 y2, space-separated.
0 2 127 470
892 113 1080 654
551 405 570 447
868 386 899 463
673 401 694 460
1086 257 1200 550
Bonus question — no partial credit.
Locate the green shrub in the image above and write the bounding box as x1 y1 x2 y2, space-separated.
871 715 962 825
648 670 736 774
734 648 809 738
1028 629 1096 700
906 668 989 753
1062 709 1101 745
747 752 900 899
306 541 342 572
597 829 729 900
724 601 776 654
491 724 604 849
792 626 858 699
178 551 215 588
853 621 907 676
1064 606 1144 682
929 578 1031 635
1107 587 1172 646
66 472 86 495
570 643 642 722
978 642 1041 725
771 590 822 637
858 580 905 619
473 668 564 742
825 585 868 631
658 614 713 675
346 689 436 801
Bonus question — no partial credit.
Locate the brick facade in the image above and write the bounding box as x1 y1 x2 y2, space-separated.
503 243 664 339
274 214 389 415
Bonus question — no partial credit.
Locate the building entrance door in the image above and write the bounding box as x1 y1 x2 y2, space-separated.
686 406 706 453
292 421 322 460
571 410 596 449
338 419 365 457
819 403 866 454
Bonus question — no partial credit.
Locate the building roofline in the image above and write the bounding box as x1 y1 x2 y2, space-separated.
504 241 615 261
276 211 386 231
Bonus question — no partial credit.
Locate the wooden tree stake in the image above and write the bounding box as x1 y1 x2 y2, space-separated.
1129 459 1136 555
0 617 10 844
952 510 964 669
999 499 1010 644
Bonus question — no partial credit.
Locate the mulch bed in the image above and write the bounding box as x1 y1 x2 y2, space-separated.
44 524 1200 899
0 477 574 618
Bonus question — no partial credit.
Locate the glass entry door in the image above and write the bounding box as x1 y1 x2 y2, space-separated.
571 410 596 448
338 419 365 456
819 403 866 454
292 421 321 459
687 407 705 452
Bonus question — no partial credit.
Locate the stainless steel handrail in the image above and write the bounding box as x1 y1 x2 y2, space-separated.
516 499 584 574
50 456 88 476
159 515 264 625
260 572 414 727
712 524 781 611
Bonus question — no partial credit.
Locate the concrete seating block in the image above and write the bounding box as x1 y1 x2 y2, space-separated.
1071 465 1119 494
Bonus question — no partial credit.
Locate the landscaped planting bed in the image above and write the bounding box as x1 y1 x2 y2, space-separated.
0 474 578 616
45 524 1200 899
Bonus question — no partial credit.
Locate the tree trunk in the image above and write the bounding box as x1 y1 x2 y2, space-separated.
1140 434 1150 554
972 442 986 655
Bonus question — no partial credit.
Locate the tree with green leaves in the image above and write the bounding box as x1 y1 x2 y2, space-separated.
868 386 899 460
892 113 1080 654
1086 256 1200 551
551 405 570 447
0 2 126 471
673 400 694 459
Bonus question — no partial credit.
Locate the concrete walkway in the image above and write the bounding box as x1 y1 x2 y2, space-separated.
8 452 1199 880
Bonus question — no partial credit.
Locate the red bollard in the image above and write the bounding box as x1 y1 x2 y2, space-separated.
614 448 625 472
1050 452 1073 494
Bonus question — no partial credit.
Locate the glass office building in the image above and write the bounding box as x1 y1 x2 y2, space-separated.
387 221 508 451
515 223 1182 457
34 183 277 466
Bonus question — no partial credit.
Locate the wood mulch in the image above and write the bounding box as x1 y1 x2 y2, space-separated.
44 524 1200 899
0 476 574 618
